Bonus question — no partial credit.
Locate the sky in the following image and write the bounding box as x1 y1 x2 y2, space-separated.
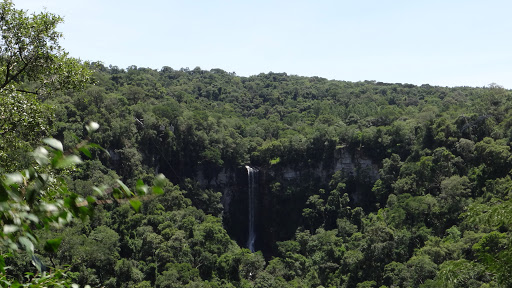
15 0 512 88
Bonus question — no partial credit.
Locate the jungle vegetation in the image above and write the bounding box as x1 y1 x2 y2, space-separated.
1 1 512 287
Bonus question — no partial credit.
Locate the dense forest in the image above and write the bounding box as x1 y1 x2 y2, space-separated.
2 1 512 287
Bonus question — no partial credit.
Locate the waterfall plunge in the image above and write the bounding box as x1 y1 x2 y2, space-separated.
245 165 258 252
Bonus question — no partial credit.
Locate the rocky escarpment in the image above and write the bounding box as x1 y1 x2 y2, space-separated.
278 148 379 203
196 148 379 254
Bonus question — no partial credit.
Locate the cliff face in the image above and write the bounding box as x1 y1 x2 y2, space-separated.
278 148 379 204
196 148 379 254
195 166 250 247
196 168 239 214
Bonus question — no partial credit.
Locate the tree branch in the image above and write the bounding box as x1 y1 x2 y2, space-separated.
3 59 10 87
15 88 37 95
0 59 30 89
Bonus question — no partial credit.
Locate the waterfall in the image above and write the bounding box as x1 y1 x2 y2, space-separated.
245 165 258 252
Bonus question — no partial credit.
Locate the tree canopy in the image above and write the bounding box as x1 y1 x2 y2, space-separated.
3 1 512 287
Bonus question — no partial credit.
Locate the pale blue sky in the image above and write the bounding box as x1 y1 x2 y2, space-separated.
16 0 512 88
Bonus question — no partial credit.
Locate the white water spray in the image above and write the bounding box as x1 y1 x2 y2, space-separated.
245 165 258 252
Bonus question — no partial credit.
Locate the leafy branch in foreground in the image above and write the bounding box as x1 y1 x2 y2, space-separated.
0 122 166 287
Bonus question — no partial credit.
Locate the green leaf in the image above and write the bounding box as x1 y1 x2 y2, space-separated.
44 238 62 253
88 143 108 153
23 213 39 223
31 255 44 273
79 147 92 158
154 173 167 187
88 143 103 148
31 146 49 165
130 199 142 212
152 186 164 195
86 121 100 133
86 196 96 204
19 237 34 254
41 203 58 212
54 155 82 169
116 180 133 197
70 133 80 141
4 172 23 186
25 232 37 246
3 225 19 234
112 188 122 199
92 186 106 196
43 138 63 151
136 179 149 196
0 255 5 273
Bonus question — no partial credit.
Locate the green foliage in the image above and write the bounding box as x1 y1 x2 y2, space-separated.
0 0 91 173
0 0 91 94
5 1 512 286
0 135 92 286
30 64 512 287
0 88 53 172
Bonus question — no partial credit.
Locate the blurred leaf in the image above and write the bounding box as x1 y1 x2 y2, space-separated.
130 199 142 212
41 203 58 212
3 225 19 234
54 155 82 169
23 213 39 222
86 196 96 204
19 237 34 254
154 173 167 187
116 180 133 197
31 255 45 273
92 186 106 196
86 121 100 133
88 143 108 154
4 172 23 186
31 147 49 165
43 138 63 151
152 186 164 195
44 238 62 253
78 147 91 158
0 255 5 274
136 179 149 195
70 133 80 141
112 188 122 199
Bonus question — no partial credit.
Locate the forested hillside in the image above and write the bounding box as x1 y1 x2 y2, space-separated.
2 2 512 287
